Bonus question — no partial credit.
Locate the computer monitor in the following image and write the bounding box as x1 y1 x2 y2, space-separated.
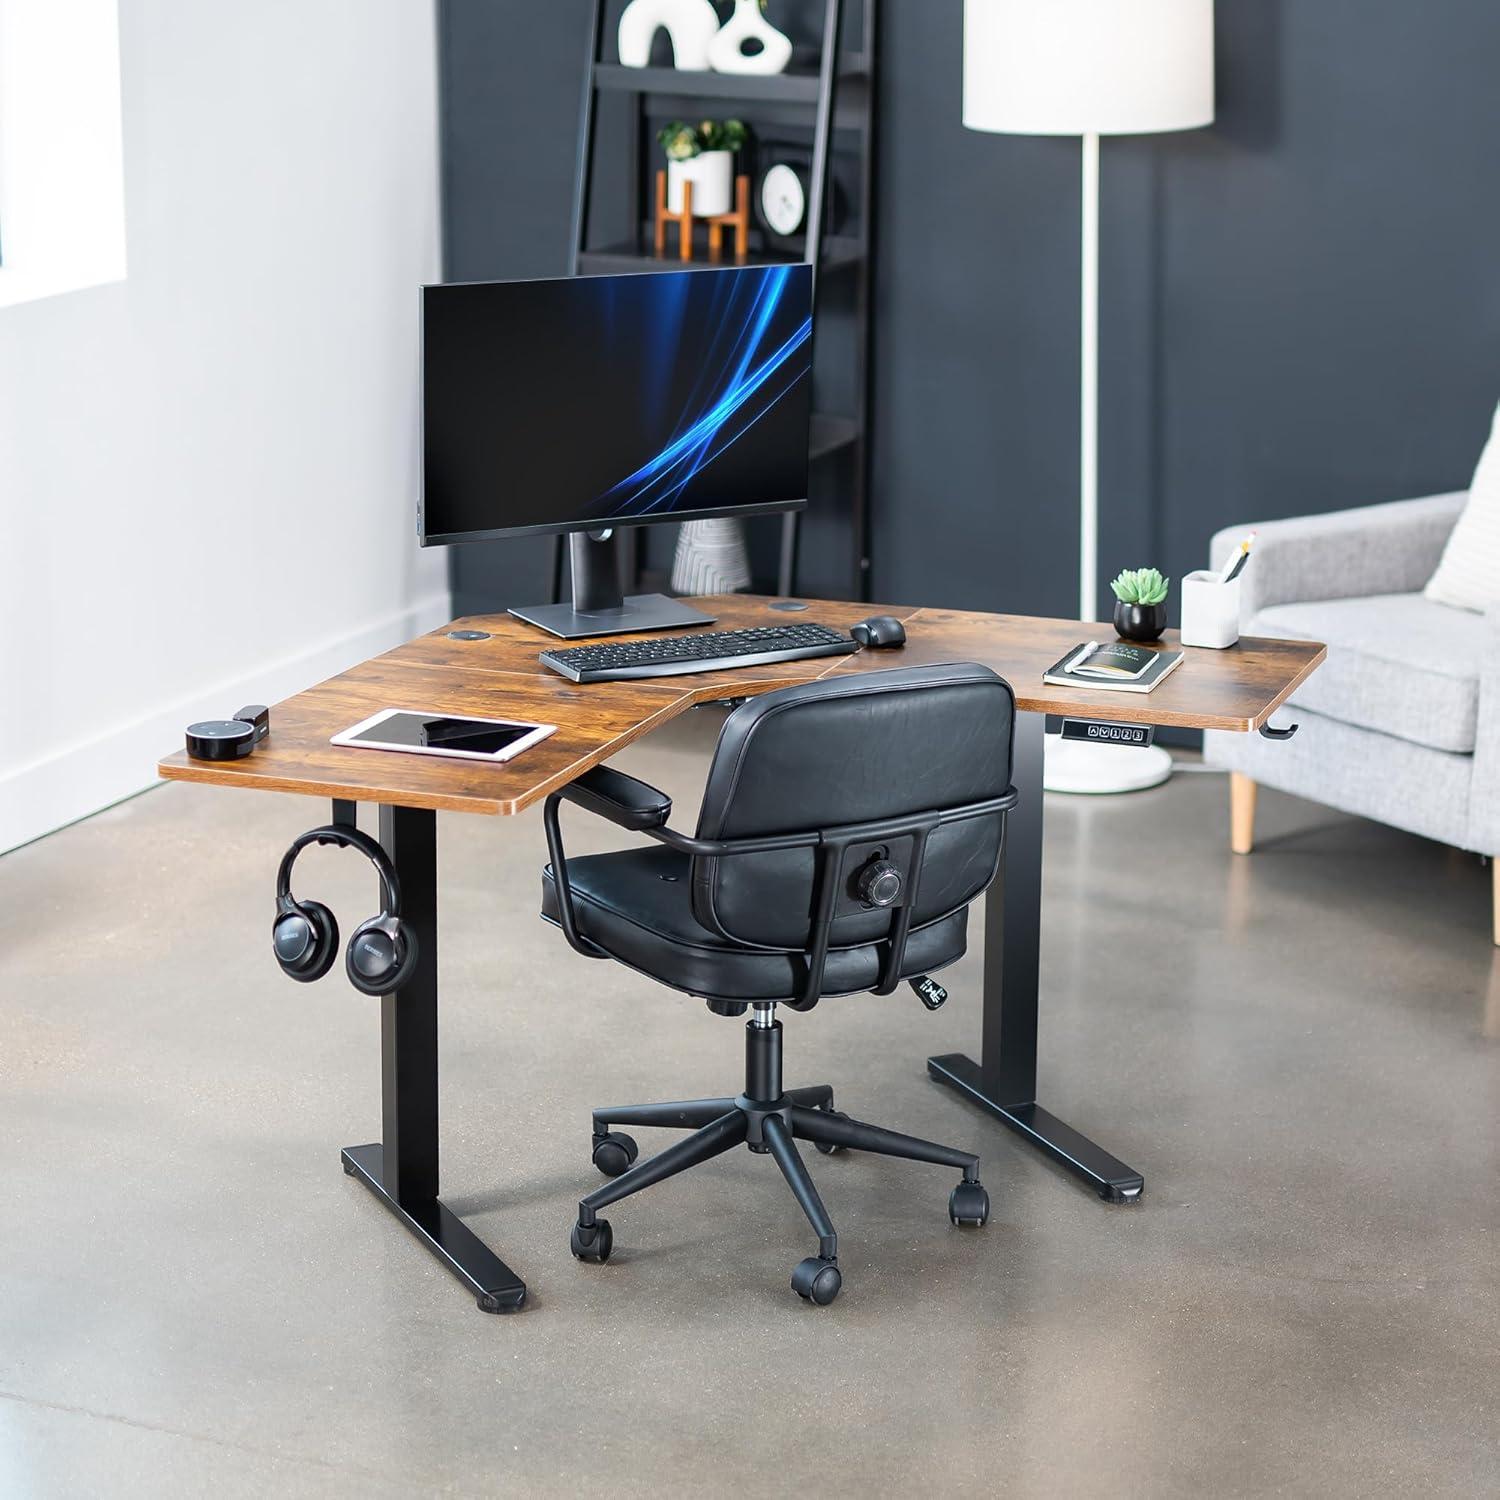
421 263 813 638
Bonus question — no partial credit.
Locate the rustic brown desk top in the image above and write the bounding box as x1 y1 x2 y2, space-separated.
157 594 1324 816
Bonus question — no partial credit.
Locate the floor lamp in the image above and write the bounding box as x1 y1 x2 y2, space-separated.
963 0 1215 793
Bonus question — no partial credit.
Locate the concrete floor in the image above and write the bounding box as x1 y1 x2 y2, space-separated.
2 709 1497 1498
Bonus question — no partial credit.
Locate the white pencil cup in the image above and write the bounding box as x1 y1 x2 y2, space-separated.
1180 571 1241 649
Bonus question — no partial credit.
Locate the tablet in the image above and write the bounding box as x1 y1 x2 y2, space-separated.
330 709 557 763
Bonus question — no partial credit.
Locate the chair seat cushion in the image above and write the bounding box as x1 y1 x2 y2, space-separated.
542 846 969 1003
1252 592 1484 753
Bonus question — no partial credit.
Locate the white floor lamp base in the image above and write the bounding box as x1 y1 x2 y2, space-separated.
1042 734 1173 795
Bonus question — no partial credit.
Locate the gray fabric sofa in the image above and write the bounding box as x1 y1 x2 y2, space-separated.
1202 492 1499 942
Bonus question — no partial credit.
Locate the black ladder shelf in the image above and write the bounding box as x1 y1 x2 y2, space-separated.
562 0 877 601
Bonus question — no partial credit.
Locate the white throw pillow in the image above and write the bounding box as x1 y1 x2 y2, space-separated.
1426 400 1500 613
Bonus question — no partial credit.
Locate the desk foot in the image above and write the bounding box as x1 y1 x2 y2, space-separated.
341 1144 528 1313
926 1055 1144 1204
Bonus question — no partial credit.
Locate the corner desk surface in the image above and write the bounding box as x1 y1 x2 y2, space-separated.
157 594 1326 814
153 593 1325 1309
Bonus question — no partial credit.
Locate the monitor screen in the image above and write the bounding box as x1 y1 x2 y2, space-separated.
420 264 813 545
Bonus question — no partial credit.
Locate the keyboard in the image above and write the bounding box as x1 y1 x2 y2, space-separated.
539 623 859 682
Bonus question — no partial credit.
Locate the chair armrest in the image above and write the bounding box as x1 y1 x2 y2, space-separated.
542 767 672 961
1209 493 1467 618
556 765 672 831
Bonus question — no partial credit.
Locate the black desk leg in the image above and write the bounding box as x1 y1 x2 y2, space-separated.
340 804 528 1312
927 710 1144 1203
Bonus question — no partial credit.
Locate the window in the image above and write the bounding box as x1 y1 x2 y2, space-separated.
0 0 127 308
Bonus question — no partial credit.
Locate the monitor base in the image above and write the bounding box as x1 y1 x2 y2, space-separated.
509 594 717 641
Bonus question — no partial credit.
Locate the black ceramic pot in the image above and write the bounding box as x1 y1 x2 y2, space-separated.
1113 601 1167 642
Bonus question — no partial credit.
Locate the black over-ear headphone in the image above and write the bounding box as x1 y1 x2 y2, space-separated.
272 826 417 997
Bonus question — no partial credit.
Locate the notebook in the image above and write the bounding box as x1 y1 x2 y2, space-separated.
1043 641 1184 693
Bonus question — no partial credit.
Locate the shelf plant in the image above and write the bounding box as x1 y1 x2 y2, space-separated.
656 118 750 161
656 119 748 220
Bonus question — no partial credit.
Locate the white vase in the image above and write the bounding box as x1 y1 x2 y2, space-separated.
672 518 752 596
707 0 793 76
617 0 719 71
667 150 733 217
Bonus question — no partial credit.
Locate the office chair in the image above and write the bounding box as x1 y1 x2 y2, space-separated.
541 663 1017 1305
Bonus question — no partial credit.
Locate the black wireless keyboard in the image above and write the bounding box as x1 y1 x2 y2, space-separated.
539 623 859 682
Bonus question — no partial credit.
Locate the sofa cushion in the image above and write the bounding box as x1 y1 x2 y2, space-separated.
1251 593 1484 753
1425 400 1500 613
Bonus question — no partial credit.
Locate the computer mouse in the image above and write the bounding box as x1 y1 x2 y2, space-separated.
851 615 906 649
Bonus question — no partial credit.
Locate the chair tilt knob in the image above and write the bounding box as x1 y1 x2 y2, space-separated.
856 859 903 908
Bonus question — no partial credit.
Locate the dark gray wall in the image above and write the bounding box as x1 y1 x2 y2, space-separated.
439 0 1500 622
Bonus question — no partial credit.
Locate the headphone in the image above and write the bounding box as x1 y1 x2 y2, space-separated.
272 826 417 996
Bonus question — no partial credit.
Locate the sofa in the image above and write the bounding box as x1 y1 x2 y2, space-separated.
1202 492 1499 943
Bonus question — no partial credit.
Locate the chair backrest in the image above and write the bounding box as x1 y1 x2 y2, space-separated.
691 662 1015 955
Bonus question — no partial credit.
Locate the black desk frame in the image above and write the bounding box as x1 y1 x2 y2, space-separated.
335 800 527 1313
330 711 1138 1315
928 711 1143 1202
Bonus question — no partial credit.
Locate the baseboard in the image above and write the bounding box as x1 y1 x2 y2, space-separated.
0 593 452 855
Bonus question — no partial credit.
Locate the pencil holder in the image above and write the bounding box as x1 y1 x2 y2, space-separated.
1180 571 1241 649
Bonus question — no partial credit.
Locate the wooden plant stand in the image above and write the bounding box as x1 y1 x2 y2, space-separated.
654 170 751 263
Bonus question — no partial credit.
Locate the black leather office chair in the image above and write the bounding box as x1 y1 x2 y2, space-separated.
541 662 1017 1305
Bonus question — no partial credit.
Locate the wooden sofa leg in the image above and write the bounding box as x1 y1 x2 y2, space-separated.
1230 773 1257 855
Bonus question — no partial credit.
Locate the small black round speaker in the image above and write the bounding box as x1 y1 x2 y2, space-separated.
185 719 256 761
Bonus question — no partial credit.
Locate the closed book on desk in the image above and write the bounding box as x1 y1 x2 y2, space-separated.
1043 642 1184 693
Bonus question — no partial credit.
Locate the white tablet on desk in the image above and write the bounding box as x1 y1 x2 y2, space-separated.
331 709 557 763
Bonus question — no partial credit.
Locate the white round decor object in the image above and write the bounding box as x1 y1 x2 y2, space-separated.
707 0 793 76
1042 735 1173 794
760 163 806 236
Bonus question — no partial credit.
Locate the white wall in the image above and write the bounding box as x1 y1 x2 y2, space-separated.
0 0 449 852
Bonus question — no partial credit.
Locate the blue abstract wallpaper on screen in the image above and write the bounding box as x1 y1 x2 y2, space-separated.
421 264 813 542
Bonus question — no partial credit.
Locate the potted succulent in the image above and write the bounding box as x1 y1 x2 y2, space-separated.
658 118 748 218
1110 567 1170 642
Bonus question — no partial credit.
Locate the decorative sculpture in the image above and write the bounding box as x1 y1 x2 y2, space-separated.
617 0 720 71
707 0 793 76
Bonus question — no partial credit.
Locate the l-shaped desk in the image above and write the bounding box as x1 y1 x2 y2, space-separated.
158 595 1324 1312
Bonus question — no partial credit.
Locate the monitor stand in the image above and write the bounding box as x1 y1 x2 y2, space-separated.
508 530 717 641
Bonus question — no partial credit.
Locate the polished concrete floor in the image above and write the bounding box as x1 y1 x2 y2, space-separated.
2 710 1497 1498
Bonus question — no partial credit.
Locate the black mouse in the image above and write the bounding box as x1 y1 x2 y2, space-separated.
851 614 906 648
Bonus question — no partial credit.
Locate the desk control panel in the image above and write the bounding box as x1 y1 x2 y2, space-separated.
1059 718 1155 749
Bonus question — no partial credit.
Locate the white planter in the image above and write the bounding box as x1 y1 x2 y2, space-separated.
667 151 733 217
618 0 719 71
707 0 793 76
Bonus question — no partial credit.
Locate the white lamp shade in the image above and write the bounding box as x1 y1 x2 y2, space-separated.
964 0 1214 137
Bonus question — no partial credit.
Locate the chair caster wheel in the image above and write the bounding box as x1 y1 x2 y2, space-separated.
949 1181 990 1227
591 1132 638 1177
570 1218 613 1263
813 1107 847 1155
791 1256 842 1305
